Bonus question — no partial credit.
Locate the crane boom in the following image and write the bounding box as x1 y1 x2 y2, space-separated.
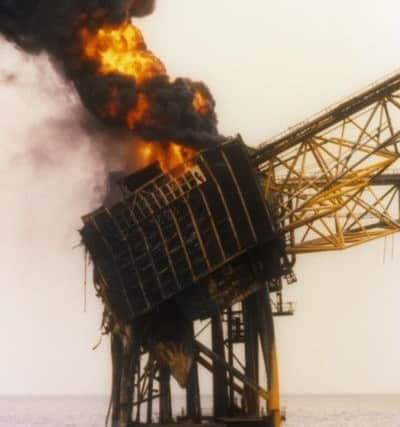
254 69 400 254
254 69 400 164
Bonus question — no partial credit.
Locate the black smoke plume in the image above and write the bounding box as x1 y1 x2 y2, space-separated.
0 0 220 149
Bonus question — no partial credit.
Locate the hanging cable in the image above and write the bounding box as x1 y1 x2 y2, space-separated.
92 334 103 351
84 249 88 313
392 234 395 261
383 236 387 264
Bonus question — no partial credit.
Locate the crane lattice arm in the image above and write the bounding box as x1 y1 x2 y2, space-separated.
255 69 400 254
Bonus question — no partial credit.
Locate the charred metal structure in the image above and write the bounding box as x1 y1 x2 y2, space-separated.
82 138 289 427
81 69 400 427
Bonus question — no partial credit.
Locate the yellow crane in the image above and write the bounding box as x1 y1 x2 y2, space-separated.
256 69 400 254
254 68 400 426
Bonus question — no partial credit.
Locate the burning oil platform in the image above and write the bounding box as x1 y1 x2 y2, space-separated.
2 1 400 426
82 136 289 427
81 68 400 426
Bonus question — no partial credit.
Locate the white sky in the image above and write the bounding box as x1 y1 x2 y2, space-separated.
1 0 400 395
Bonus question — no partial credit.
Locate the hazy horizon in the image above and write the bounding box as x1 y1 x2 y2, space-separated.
1 392 400 397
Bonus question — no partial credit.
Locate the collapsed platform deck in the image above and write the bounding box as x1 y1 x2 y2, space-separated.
81 137 285 323
80 137 287 427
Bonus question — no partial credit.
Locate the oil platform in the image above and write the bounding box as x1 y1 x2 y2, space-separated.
81 69 400 427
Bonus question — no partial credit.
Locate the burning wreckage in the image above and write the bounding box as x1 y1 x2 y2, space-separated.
81 136 289 426
74 4 290 423
1 0 289 425
74 12 286 425
4 1 400 426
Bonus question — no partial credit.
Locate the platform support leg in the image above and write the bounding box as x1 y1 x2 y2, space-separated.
159 365 172 424
244 294 260 416
187 323 201 421
257 285 281 427
119 327 137 427
146 357 155 424
211 312 229 417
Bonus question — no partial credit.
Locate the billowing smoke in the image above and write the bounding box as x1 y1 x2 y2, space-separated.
0 1 140 54
0 0 220 150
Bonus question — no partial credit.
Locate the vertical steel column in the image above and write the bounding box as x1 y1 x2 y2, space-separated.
243 295 260 416
256 285 281 427
146 357 155 424
211 312 229 418
136 355 143 423
159 365 172 424
186 323 201 420
226 307 235 414
119 326 136 427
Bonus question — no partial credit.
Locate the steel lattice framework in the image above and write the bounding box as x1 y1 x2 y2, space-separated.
255 70 400 254
81 69 400 427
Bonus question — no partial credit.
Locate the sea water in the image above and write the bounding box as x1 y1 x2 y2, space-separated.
0 395 399 427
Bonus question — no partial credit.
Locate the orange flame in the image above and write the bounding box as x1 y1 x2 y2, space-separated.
193 90 210 116
80 24 166 84
104 87 120 119
126 93 151 130
80 22 198 172
129 140 195 173
80 23 162 134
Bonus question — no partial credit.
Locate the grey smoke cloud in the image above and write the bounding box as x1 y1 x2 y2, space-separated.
0 0 219 150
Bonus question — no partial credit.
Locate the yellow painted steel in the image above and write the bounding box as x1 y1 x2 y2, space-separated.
269 343 281 427
258 74 400 423
257 70 400 425
261 115 400 254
